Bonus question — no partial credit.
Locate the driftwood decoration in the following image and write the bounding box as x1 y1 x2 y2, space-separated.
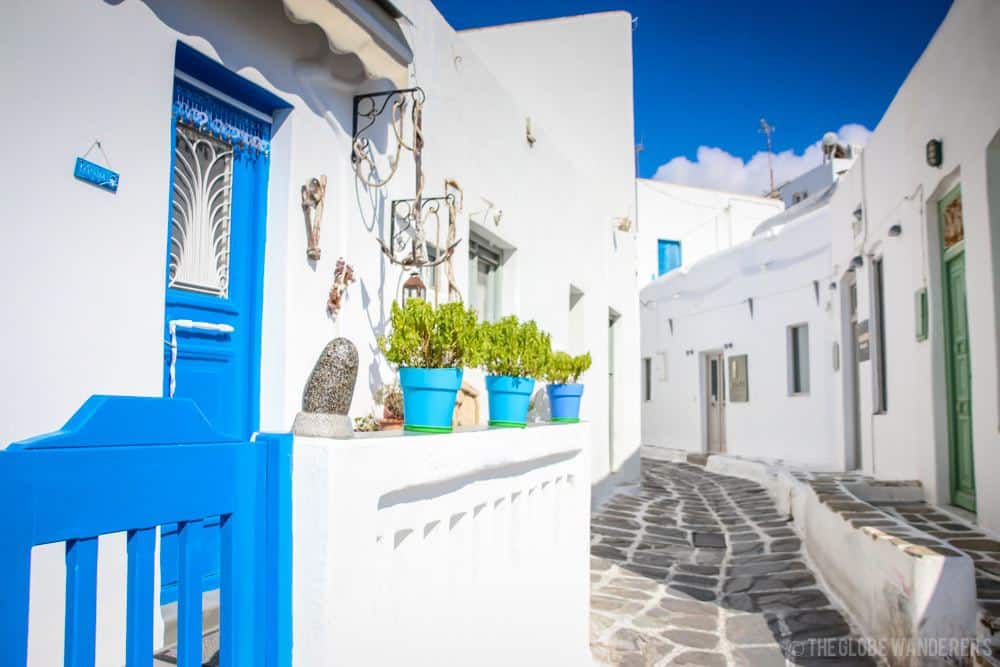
302 175 328 261
327 257 355 317
443 179 464 302
378 194 461 270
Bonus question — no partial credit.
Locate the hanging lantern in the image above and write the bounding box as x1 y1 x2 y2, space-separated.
402 271 426 305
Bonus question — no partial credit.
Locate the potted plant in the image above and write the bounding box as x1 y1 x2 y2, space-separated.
480 317 551 428
379 299 481 433
374 382 404 431
545 351 592 423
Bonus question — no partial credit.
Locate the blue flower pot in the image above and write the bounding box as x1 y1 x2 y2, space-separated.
399 367 464 433
547 383 584 422
485 375 535 428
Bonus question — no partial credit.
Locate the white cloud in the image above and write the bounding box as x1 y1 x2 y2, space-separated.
651 123 873 196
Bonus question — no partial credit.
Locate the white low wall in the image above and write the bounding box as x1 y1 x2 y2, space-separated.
293 423 592 666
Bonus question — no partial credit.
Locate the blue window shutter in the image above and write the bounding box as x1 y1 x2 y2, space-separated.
657 240 682 276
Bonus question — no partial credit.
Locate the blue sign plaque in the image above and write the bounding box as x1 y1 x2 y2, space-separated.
74 157 120 193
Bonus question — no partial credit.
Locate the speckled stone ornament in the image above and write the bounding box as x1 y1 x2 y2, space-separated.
293 337 358 438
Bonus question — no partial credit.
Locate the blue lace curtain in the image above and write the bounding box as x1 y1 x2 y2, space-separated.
172 79 271 157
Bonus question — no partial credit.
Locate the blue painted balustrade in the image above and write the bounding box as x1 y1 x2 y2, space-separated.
0 396 292 667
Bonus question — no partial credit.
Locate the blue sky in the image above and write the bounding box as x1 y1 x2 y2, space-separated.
431 0 953 194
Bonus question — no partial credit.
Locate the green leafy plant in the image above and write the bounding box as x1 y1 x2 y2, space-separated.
479 316 552 378
379 299 483 368
545 351 592 384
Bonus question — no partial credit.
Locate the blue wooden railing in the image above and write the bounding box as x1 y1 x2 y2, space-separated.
0 396 292 667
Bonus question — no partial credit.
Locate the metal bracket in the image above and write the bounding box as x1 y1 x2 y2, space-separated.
351 87 425 163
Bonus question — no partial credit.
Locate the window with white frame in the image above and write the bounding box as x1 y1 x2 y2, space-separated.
787 324 810 395
468 236 502 322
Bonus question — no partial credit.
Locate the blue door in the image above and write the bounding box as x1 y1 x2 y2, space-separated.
657 239 682 276
160 77 271 603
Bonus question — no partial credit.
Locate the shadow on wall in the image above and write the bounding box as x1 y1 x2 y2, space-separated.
591 447 641 510
111 0 412 403
118 0 362 119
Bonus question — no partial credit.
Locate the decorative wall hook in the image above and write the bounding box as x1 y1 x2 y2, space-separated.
469 196 503 227
302 175 328 261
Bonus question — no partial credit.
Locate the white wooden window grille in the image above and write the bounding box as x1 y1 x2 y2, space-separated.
169 124 233 298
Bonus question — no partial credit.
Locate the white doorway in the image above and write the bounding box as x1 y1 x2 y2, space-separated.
705 350 726 453
841 270 863 470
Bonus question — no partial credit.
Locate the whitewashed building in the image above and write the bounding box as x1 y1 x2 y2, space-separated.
636 179 784 285
2 0 638 489
776 143 858 208
828 0 1000 533
640 185 839 468
2 1 637 664
641 0 1000 535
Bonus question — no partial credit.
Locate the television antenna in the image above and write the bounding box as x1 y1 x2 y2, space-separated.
759 118 776 194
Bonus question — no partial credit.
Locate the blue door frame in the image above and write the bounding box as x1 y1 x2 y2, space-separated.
0 396 292 667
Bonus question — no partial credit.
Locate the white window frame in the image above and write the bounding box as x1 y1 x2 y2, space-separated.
469 235 503 322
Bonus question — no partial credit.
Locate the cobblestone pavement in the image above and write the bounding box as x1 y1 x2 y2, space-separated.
590 460 878 666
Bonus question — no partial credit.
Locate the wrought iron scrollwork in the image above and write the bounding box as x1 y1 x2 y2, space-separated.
351 87 425 165
379 194 461 268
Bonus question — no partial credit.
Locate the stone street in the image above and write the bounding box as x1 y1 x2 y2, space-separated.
590 458 878 666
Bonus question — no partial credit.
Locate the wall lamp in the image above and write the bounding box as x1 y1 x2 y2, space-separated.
888 224 903 237
926 138 943 168
850 255 864 270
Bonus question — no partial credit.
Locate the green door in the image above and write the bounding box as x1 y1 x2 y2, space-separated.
940 187 976 511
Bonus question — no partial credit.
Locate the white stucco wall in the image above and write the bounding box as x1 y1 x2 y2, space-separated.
461 13 641 487
827 0 1000 533
777 157 855 209
636 179 785 285
2 0 636 662
293 424 591 666
640 204 840 469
